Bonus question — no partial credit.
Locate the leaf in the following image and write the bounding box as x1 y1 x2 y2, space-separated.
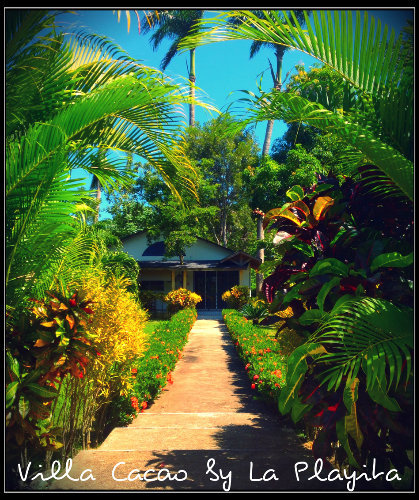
299 309 327 326
282 283 303 306
286 185 305 201
6 381 19 408
370 251 413 272
26 383 58 399
312 195 334 220
33 338 51 348
278 343 327 415
6 351 20 379
309 258 349 278
317 276 341 312
336 417 359 467
343 378 363 449
291 399 312 423
19 395 30 419
65 314 75 330
308 183 335 197
40 320 56 328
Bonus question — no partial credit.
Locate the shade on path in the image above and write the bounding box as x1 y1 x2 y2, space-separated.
50 315 346 492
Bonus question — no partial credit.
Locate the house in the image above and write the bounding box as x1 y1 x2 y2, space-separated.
120 231 261 311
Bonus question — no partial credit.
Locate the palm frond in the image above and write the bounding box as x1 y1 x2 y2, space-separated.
180 10 409 96
310 297 413 400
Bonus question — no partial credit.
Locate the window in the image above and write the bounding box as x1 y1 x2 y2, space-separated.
142 241 165 256
140 280 165 291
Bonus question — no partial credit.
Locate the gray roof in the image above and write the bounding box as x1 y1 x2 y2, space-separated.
138 260 247 270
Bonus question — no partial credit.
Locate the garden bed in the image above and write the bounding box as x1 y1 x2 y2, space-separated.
222 309 287 404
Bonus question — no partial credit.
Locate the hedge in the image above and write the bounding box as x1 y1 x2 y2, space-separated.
222 309 287 403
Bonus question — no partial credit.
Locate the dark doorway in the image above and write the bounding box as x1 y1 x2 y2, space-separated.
194 270 239 309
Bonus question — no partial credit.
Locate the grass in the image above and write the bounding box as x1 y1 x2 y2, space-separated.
144 319 167 336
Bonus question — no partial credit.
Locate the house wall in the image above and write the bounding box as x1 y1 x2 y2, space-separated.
122 233 155 261
122 232 234 262
239 269 251 289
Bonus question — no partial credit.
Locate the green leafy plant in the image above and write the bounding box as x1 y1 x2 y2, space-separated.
240 300 269 324
223 309 287 403
259 171 413 474
6 290 97 454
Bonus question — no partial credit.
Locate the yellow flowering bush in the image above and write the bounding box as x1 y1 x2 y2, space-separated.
81 274 148 399
164 288 202 312
221 285 250 309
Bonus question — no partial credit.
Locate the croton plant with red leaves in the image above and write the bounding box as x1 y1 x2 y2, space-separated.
260 166 413 478
6 290 98 452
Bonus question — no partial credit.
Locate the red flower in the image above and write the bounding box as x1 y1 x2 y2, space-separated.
327 402 340 412
69 299 77 307
251 383 256 390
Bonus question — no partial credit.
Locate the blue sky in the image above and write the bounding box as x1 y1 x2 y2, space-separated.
55 8 413 216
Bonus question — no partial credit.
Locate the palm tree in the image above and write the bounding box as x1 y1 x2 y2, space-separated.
5 10 202 311
141 10 205 127
230 10 308 157
179 9 413 202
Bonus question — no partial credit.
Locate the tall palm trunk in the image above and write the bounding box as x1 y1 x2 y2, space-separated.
95 178 101 223
256 213 264 295
262 49 283 157
262 119 275 157
189 48 196 127
259 50 284 293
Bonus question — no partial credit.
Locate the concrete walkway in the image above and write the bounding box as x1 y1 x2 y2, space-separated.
51 318 342 491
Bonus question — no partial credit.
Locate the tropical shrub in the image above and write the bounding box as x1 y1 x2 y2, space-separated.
164 288 202 312
5 288 99 485
259 171 413 476
221 285 250 309
240 299 269 324
223 309 287 403
107 307 197 428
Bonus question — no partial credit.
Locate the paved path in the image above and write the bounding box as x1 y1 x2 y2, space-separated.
51 317 342 491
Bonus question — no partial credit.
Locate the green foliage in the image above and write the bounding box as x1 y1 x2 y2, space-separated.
6 10 204 312
240 300 269 324
181 10 413 201
105 112 261 254
260 170 413 471
184 113 260 248
6 290 97 453
147 198 217 263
